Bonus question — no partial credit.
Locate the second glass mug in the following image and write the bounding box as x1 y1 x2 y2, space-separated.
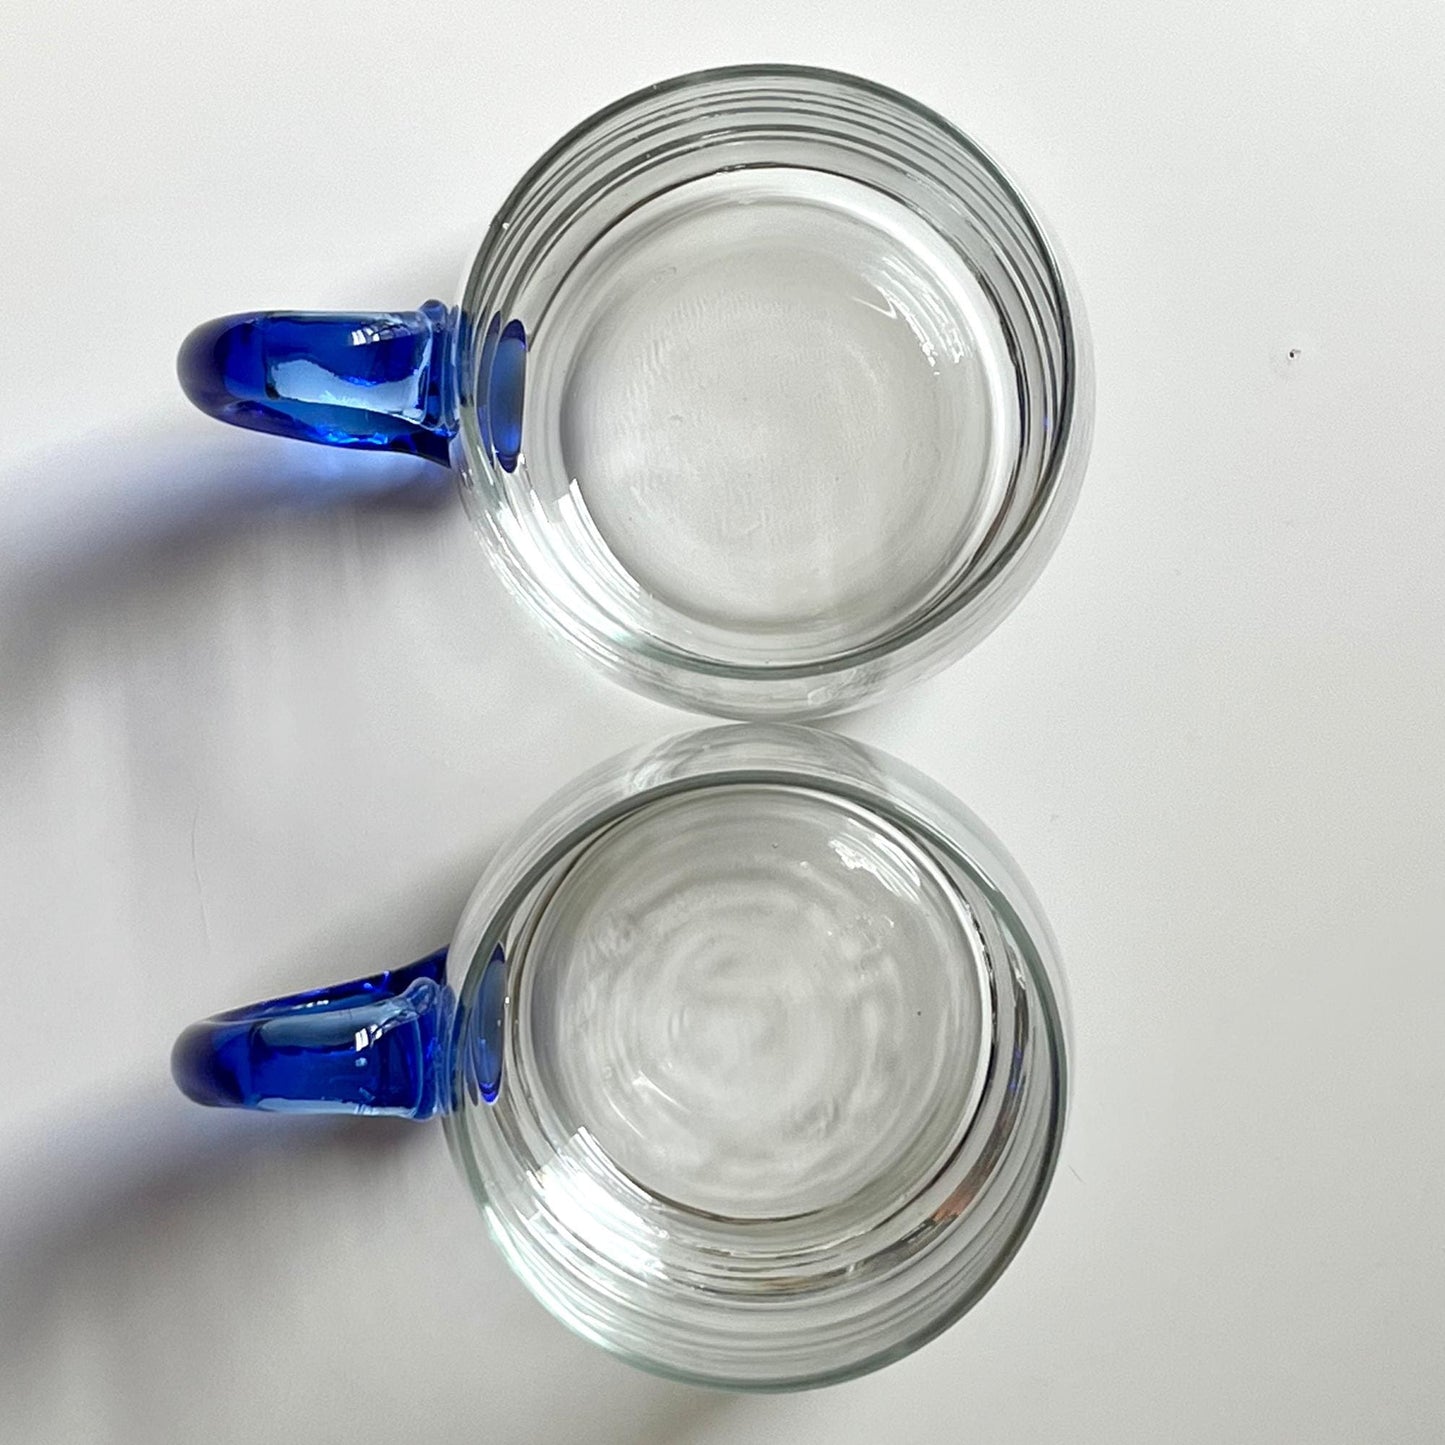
179 64 1091 718
173 726 1068 1389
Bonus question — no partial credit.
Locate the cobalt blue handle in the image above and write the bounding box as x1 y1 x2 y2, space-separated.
178 301 459 464
171 951 455 1120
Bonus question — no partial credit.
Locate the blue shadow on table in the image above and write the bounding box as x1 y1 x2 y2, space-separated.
0 1079 735 1444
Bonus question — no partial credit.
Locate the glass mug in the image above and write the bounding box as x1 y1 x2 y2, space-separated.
173 726 1068 1389
179 65 1091 718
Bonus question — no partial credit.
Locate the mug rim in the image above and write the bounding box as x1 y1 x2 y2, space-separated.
457 65 1092 710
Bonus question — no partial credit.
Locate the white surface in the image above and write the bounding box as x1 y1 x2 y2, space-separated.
2 2 1443 1440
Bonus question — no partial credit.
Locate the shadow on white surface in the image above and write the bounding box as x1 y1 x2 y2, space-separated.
0 364 689 1437
0 385 676 1070
1 421 451 696
0 235 469 693
0 1090 733 1444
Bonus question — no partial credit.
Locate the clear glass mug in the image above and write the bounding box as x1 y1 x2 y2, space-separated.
173 726 1068 1389
179 65 1091 718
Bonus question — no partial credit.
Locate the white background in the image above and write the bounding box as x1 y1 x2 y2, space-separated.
3 2 1443 1440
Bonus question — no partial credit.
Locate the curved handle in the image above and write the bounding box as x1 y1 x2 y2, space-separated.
171 950 455 1120
178 301 459 464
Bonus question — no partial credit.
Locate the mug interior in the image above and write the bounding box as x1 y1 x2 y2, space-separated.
520 783 993 1223
458 66 1084 716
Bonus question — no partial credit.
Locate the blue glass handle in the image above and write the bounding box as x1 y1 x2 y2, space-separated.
178 301 459 464
171 951 455 1120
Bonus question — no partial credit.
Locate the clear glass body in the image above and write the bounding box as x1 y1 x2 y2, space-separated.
443 725 1069 1388
459 65 1091 717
